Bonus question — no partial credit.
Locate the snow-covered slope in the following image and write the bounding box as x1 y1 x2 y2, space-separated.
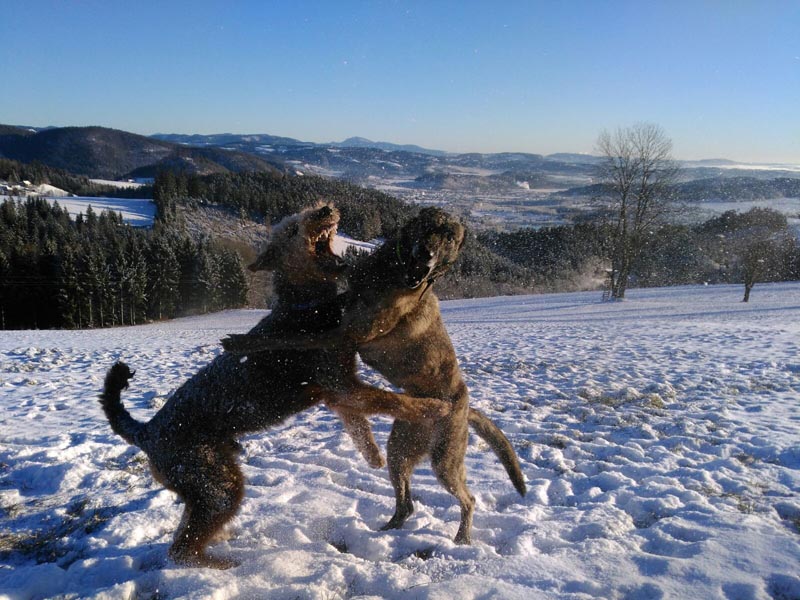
40 196 156 227
332 233 376 256
1 283 799 599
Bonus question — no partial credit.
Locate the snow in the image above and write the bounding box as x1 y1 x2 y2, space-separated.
332 233 376 256
32 184 70 197
1 181 154 226
89 180 147 190
40 196 156 227
715 163 800 173
1 282 799 599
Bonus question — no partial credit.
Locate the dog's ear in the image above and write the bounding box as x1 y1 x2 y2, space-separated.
249 221 300 271
248 244 281 272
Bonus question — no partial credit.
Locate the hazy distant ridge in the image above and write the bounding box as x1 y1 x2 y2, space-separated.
2 125 798 210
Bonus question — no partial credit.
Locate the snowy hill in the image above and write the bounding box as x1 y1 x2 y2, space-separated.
0 126 280 179
1 283 799 599
41 196 156 227
0 180 156 228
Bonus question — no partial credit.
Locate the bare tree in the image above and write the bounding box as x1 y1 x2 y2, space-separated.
595 123 680 299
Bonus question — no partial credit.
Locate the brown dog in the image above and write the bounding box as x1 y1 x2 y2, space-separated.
224 207 526 544
99 204 451 568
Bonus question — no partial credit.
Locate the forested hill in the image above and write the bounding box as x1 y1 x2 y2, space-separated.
152 170 535 300
0 166 535 329
153 169 413 240
558 176 800 202
674 177 800 201
0 126 279 180
4 155 797 331
480 206 800 293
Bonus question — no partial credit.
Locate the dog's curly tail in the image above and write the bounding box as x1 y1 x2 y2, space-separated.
468 408 526 497
99 362 146 448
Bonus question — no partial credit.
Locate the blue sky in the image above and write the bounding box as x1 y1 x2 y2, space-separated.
2 1 798 162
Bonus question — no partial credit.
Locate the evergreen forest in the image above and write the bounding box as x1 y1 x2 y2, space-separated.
0 197 246 329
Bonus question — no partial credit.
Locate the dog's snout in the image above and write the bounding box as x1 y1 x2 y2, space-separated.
412 243 433 261
318 205 333 218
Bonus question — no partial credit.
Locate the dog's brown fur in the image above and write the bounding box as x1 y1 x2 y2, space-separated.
99 204 451 568
224 207 526 544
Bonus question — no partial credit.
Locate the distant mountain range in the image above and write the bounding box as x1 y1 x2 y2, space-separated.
0 124 600 185
153 133 450 156
1 125 798 205
153 132 603 188
331 136 449 156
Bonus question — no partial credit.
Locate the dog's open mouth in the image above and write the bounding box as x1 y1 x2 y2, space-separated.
307 206 338 252
308 207 346 272
313 226 336 256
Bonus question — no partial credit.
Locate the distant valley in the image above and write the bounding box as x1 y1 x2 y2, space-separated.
2 125 799 231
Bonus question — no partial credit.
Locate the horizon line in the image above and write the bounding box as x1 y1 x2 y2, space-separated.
6 122 800 167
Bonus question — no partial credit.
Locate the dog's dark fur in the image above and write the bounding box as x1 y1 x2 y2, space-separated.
224 207 527 544
99 204 451 568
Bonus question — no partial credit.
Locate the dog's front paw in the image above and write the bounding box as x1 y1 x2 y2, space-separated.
220 335 240 352
221 334 255 354
106 361 135 390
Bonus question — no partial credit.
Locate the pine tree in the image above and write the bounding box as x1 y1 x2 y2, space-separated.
153 171 178 223
194 240 220 313
57 245 84 328
217 247 249 308
83 242 110 327
125 233 148 324
146 231 180 320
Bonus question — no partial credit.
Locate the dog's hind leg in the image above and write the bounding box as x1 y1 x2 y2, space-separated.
381 420 431 532
168 447 245 569
305 384 384 469
430 413 474 544
322 385 450 470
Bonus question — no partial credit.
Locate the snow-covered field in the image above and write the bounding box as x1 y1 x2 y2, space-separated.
0 195 156 228
89 180 148 190
1 283 799 599
40 197 156 227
